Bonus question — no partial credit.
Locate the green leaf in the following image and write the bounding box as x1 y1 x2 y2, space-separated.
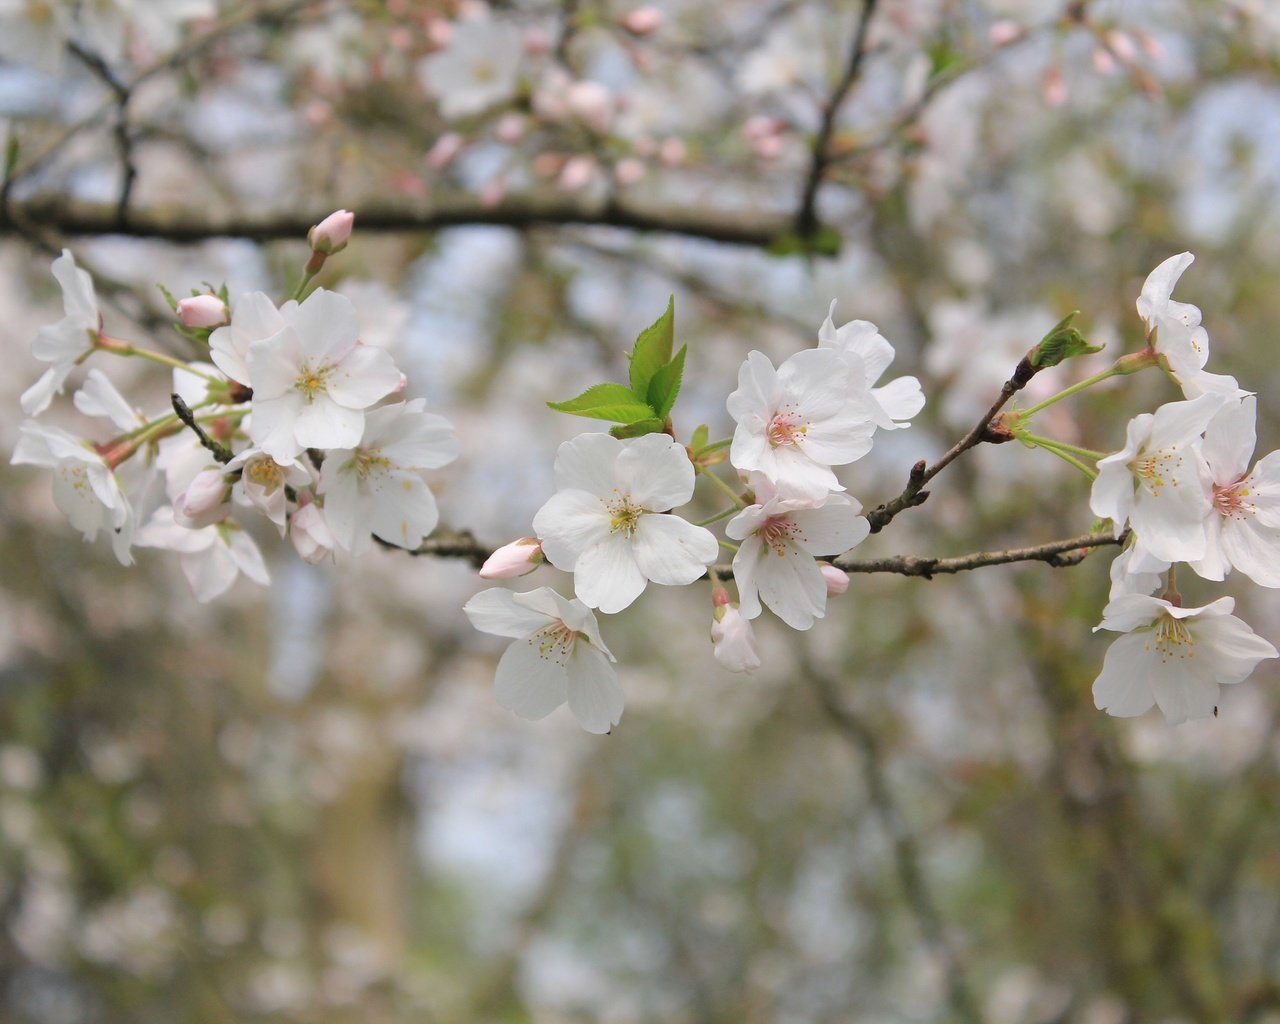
156 283 180 313
628 296 675 398
1029 311 1103 368
647 344 687 420
547 382 657 424
690 424 709 451
610 418 666 439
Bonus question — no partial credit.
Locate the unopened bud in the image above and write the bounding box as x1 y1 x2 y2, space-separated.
711 605 761 673
558 155 599 192
308 209 355 255
821 564 850 597
174 468 232 529
566 80 615 133
177 294 229 329
479 538 543 579
988 19 1022 46
621 7 662 35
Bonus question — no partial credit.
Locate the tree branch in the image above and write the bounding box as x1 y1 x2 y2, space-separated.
1 194 794 249
795 0 880 238
832 529 1124 578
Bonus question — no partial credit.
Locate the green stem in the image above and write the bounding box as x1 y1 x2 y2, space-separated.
1017 365 1124 419
695 438 732 456
1021 432 1107 461
699 468 747 509
291 269 317 302
101 339 219 381
718 540 739 553
695 506 741 528
1034 439 1098 480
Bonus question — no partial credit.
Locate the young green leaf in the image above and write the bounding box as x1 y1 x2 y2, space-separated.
690 424 709 451
647 344 687 420
547 382 657 424
1028 311 1103 368
609 418 666 439
628 296 675 398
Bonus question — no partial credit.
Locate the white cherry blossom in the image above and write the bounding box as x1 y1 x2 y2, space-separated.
1191 395 1280 587
226 448 313 536
726 482 870 630
1090 394 1225 563
21 250 102 416
727 348 876 501
463 587 623 734
1137 253 1240 399
135 507 270 603
531 433 718 614
318 398 459 556
246 289 402 461
818 301 924 431
1108 543 1168 600
416 18 523 120
1093 594 1277 724
208 291 288 387
11 421 134 565
711 604 761 672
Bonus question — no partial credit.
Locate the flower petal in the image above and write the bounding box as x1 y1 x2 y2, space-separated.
494 635 569 720
465 587 552 639
573 533 647 613
565 645 624 734
632 513 718 585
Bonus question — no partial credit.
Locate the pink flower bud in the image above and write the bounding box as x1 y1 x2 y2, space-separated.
494 112 527 143
1106 30 1137 64
479 538 543 579
614 157 646 187
177 294 229 329
621 7 662 35
558 155 598 191
821 564 850 597
1091 47 1116 75
174 468 232 529
566 80 615 133
988 19 1022 47
711 606 761 673
309 209 355 254
291 501 335 564
425 132 464 169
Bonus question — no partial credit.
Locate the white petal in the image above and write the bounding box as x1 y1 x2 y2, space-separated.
1202 395 1255 485
494 635 569 720
789 497 870 556
19 365 70 416
288 288 360 361
1137 252 1194 326
756 543 827 630
228 529 271 586
181 543 239 603
731 538 763 621
293 398 365 451
1092 634 1157 718
1150 655 1220 725
616 434 695 511
631 513 717 585
565 645 624 734
532 489 611 570
871 376 925 426
466 588 553 639
1194 613 1279 684
327 344 402 409
74 369 142 431
573 534 648 613
369 472 439 550
552 432 622 494
1220 519 1280 588
1096 593 1167 633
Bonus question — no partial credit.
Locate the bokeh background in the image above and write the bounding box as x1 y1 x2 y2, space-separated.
2 1 1280 1021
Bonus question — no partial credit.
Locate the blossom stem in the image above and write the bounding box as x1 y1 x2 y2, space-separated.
1017 365 1124 419
1020 432 1106 461
695 506 741 528
1032 438 1098 479
695 438 732 455
718 540 740 553
699 467 747 509
97 335 219 381
291 269 318 302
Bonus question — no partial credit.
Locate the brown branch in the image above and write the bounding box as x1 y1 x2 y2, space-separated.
866 357 1037 533
795 0 880 239
1 194 793 249
833 529 1124 578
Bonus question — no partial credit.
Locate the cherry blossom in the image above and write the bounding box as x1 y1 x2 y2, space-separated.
1190 395 1280 587
1137 253 1240 399
818 301 924 431
1092 594 1277 724
1090 394 1225 563
245 289 402 461
317 398 459 556
727 349 876 501
11 421 134 565
416 18 524 120
464 587 623 734
726 485 870 631
225 448 314 536
135 507 270 604
21 250 102 416
531 433 718 614
711 604 761 673
289 498 335 565
208 291 288 388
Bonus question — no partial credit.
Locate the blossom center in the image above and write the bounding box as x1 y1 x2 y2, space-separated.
1131 444 1184 497
348 447 391 481
604 494 644 537
766 410 806 448
1213 478 1256 521
294 360 335 402
1146 612 1195 664
245 457 284 493
533 620 579 664
758 514 798 554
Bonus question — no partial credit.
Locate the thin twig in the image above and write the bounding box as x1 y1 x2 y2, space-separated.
795 0 880 239
833 529 1124 578
171 393 233 464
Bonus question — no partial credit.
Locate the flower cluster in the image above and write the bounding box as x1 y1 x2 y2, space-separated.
1078 255 1278 722
11 214 458 602
468 299 921 732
